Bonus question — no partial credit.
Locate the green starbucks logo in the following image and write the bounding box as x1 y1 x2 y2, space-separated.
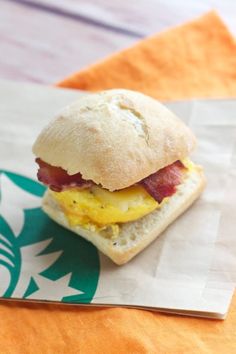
0 170 100 303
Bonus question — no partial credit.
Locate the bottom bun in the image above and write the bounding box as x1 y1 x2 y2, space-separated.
42 167 206 265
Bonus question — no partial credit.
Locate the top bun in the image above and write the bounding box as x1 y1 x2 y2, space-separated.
33 89 196 191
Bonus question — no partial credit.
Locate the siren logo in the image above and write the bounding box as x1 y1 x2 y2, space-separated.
0 170 100 303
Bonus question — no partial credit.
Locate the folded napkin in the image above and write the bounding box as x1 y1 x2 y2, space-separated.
59 11 236 101
1 11 236 354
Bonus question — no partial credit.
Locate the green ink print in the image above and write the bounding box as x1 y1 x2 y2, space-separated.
0 170 100 303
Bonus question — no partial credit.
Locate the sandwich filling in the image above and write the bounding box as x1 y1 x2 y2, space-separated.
36 159 194 237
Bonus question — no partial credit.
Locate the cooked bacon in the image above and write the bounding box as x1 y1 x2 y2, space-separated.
36 158 186 200
139 161 186 203
36 158 93 192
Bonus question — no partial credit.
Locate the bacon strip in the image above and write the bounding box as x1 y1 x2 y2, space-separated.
36 158 93 192
139 161 186 203
36 158 186 201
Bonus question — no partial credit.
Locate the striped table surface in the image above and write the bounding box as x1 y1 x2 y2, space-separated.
1 0 236 85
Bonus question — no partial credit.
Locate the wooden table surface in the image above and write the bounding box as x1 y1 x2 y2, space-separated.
1 0 236 85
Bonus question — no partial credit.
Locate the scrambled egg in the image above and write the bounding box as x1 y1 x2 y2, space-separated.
51 185 158 233
51 159 193 236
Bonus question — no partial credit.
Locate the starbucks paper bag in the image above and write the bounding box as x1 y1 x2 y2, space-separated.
0 80 235 319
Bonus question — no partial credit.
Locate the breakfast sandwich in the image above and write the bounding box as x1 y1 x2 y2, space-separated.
33 89 205 264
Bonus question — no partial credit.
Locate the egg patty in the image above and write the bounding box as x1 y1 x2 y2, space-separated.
51 184 159 228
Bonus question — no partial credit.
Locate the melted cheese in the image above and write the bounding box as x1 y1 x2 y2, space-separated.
182 158 195 171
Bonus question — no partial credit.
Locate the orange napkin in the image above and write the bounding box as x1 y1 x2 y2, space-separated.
59 12 236 101
1 11 236 354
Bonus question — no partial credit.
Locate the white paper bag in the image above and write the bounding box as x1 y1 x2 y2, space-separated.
0 80 235 319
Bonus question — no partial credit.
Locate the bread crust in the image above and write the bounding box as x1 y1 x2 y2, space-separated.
33 89 196 191
42 166 206 265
